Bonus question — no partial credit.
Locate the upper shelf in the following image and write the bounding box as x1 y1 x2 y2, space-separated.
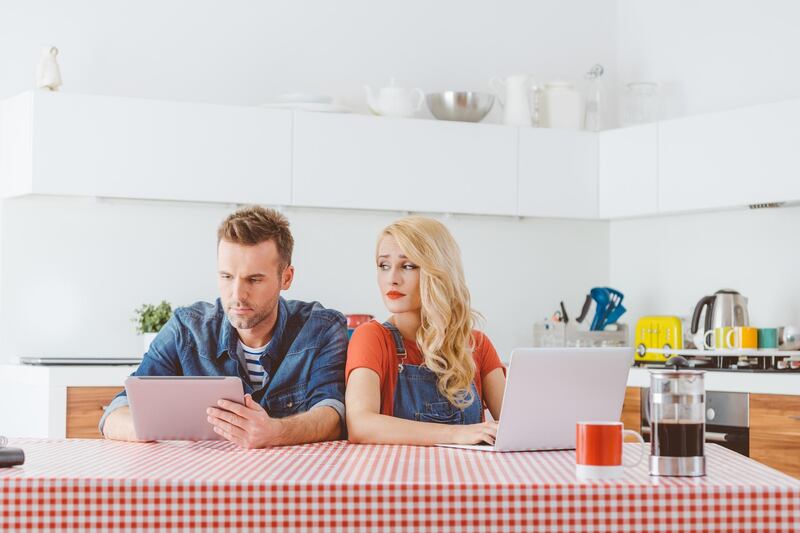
0 91 599 219
0 91 293 205
2 90 799 220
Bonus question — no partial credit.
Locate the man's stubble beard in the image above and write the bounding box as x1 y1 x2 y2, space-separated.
225 301 271 331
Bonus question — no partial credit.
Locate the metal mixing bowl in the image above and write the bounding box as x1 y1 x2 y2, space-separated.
426 91 495 122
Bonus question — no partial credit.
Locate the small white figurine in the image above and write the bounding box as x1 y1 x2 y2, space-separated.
36 46 62 91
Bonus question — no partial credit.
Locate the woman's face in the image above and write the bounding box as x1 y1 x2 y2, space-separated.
376 235 422 315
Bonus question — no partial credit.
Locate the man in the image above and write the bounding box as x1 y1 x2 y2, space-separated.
101 206 347 448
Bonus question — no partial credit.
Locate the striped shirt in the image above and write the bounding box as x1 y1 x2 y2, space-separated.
237 340 270 388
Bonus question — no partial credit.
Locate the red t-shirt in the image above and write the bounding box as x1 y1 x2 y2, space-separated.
345 320 504 416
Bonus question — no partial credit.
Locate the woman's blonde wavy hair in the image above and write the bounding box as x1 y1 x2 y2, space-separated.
380 216 479 409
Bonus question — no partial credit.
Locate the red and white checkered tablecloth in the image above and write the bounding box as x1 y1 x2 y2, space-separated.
1 439 798 532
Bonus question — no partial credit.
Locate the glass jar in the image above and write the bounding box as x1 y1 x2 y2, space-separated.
621 82 659 125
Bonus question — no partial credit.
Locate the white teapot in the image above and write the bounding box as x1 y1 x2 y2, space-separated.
365 79 424 118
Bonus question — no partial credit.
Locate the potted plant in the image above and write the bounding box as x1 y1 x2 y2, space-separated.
132 301 173 353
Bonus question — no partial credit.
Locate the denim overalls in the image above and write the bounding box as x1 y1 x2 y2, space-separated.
382 322 482 424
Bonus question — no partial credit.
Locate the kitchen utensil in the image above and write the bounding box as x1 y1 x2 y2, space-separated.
649 360 706 476
603 289 627 327
575 421 645 480
365 79 425 118
425 91 494 122
559 301 569 324
726 326 758 350
583 64 604 131
345 314 374 339
621 82 659 125
346 314 374 329
489 74 535 126
634 316 683 363
690 289 750 348
575 288 626 331
539 81 584 130
758 328 778 349
703 327 734 350
780 325 800 350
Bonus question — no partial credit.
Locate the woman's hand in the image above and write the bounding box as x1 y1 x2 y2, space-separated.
450 421 498 445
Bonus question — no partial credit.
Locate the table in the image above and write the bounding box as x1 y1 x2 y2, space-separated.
1 439 798 532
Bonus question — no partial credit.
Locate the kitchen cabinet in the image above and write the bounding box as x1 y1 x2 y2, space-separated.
750 393 800 479
620 386 641 433
66 386 123 439
517 128 598 218
0 364 135 438
292 112 518 216
598 124 658 218
658 99 800 213
0 91 292 205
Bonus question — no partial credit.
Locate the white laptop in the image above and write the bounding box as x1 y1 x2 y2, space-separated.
439 347 633 452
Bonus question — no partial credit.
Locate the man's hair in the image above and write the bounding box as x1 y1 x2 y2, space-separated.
217 206 294 270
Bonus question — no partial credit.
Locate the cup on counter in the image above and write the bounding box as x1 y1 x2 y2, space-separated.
703 327 734 350
758 328 778 349
575 421 646 480
726 326 758 350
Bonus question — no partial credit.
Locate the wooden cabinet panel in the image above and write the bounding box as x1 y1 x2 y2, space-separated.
621 386 641 433
66 386 123 439
750 393 800 479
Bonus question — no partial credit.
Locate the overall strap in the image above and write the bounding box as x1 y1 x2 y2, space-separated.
381 321 410 373
381 321 407 356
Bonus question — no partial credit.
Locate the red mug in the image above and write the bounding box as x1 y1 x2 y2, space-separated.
575 421 646 480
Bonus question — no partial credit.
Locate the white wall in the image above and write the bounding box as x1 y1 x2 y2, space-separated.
611 1 800 336
609 206 800 338
0 1 618 363
0 197 608 362
0 0 618 124
617 0 800 120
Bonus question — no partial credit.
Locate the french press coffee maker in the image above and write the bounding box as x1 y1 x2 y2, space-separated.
648 357 706 476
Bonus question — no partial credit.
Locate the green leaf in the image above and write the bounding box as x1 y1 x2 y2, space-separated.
131 300 173 334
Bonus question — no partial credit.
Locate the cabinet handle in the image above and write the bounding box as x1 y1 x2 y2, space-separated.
790 416 800 421
705 431 730 442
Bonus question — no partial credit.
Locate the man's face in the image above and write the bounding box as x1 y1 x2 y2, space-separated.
217 239 294 332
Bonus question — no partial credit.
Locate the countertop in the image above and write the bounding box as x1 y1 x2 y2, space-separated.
628 366 800 395
1 438 798 532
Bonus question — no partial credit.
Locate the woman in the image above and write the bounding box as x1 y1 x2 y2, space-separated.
346 216 505 445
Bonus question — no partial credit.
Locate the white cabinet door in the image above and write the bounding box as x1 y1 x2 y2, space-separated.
292 113 518 216
517 128 598 218
2 91 292 205
598 124 658 218
659 99 800 213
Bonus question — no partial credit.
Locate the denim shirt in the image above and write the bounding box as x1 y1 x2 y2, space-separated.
99 297 348 435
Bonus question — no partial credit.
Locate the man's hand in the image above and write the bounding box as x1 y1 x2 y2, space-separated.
207 394 285 449
102 406 152 443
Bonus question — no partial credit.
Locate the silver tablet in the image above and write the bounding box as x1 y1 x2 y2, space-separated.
125 376 244 441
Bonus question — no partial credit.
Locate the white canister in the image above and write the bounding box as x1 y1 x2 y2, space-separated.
539 81 584 130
